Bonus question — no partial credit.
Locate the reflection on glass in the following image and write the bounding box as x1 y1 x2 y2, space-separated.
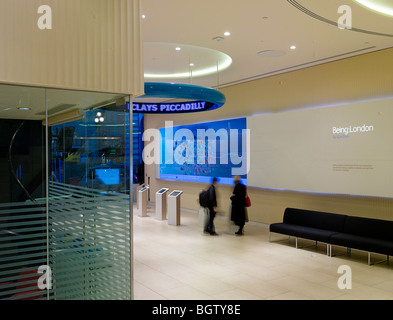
47 89 132 300
0 84 47 300
50 107 131 193
0 84 133 300
47 89 131 194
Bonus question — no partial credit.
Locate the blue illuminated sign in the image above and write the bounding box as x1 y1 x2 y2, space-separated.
132 82 225 114
132 101 217 114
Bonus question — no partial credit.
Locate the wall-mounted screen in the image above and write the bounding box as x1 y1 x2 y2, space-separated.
95 168 120 185
169 191 182 197
158 118 248 185
247 97 393 198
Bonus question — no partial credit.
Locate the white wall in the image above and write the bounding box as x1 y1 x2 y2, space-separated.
144 47 393 224
0 0 144 96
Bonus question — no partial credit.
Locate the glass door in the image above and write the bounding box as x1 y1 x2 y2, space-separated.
0 84 133 300
0 84 47 300
46 88 132 300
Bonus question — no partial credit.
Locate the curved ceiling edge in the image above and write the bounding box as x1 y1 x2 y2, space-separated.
287 0 393 38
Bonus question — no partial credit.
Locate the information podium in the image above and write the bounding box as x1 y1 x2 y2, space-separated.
167 190 183 226
138 185 149 217
136 184 145 211
155 188 169 221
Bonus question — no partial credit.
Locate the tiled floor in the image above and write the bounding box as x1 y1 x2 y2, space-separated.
133 205 393 300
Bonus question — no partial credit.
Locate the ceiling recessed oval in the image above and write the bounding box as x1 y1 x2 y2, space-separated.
353 0 393 17
144 42 232 79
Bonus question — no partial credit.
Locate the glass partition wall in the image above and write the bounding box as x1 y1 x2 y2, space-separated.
0 84 133 300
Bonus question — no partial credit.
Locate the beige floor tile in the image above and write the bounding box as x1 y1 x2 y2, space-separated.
159 285 213 300
133 204 393 300
267 291 315 300
134 281 167 300
345 283 393 300
212 288 265 300
268 276 343 300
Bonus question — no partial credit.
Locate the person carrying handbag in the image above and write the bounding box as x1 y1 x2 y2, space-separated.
230 176 248 235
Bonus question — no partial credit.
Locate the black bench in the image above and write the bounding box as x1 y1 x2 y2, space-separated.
269 208 393 265
330 215 393 265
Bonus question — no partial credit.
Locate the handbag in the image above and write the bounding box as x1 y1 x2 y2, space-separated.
245 188 251 207
245 195 251 207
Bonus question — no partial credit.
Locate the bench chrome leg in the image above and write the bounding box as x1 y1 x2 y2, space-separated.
294 238 319 249
269 232 291 243
330 245 349 258
368 253 390 266
295 239 322 250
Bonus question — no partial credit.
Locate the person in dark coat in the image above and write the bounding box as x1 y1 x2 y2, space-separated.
205 177 218 235
230 175 247 235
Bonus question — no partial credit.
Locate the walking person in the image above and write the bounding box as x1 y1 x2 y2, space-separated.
204 177 218 235
230 176 247 235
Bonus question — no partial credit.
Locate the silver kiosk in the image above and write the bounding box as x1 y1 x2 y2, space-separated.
155 188 169 221
167 190 183 226
138 185 149 217
136 184 145 211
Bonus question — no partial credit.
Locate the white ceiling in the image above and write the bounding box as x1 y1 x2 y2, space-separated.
141 0 393 88
1 0 392 120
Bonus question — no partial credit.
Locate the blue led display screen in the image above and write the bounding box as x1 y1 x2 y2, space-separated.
95 168 120 185
159 118 248 185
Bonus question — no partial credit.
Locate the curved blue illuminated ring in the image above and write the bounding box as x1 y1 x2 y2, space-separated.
144 82 226 104
133 82 226 114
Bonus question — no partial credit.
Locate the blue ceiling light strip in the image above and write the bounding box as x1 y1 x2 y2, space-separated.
132 82 226 114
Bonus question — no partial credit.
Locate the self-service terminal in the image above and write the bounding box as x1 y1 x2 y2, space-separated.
167 190 183 226
138 185 149 217
155 188 169 221
136 184 145 211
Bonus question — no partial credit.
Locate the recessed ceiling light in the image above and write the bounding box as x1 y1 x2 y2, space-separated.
17 107 31 111
175 47 181 51
290 45 297 50
224 32 231 36
141 14 146 19
189 63 195 67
